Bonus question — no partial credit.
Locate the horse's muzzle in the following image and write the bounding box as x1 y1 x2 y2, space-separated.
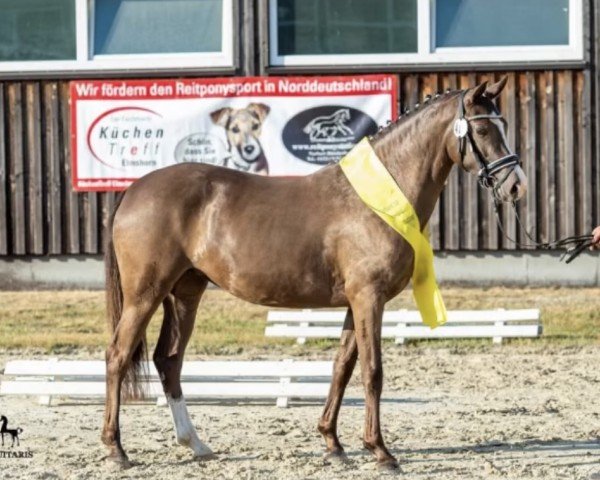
496 165 527 202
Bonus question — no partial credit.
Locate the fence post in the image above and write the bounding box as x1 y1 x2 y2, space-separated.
276 359 293 407
395 309 408 345
297 309 312 344
493 308 506 344
38 358 58 406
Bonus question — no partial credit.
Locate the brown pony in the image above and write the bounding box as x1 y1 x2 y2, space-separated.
101 78 526 470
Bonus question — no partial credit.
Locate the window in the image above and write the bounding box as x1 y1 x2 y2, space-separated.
0 0 76 61
276 0 418 56
269 0 583 66
0 0 234 75
93 0 223 56
436 0 569 48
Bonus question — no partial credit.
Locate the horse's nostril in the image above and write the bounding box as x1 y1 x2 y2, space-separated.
510 182 527 199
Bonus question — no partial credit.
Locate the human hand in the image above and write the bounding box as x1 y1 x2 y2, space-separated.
591 226 600 250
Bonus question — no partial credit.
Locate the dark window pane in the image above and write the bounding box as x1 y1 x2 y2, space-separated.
0 0 76 61
277 0 417 55
94 0 222 55
436 0 569 48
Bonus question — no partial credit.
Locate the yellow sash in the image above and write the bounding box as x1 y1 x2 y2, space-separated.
339 138 447 328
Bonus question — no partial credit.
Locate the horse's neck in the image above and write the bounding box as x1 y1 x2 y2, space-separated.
0 418 6 431
373 103 455 228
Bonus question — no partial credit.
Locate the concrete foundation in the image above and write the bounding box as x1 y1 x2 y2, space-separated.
0 251 599 290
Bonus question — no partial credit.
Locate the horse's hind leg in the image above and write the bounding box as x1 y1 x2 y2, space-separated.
102 284 168 466
153 270 214 459
318 308 358 460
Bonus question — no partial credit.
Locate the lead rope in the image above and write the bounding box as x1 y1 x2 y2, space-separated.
491 197 593 263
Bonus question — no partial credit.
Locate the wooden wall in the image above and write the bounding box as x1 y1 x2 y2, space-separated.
0 70 594 255
403 70 595 250
0 82 114 255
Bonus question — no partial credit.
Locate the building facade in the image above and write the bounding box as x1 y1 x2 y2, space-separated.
0 0 597 260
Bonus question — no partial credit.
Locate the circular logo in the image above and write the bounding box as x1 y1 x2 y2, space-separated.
453 118 469 138
86 107 164 171
282 105 378 165
174 133 228 166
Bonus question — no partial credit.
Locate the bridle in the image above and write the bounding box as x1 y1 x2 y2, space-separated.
454 90 520 194
453 90 593 263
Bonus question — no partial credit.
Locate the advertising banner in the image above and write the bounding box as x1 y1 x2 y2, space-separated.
70 75 397 191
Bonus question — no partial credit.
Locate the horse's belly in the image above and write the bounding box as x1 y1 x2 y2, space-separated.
193 241 345 308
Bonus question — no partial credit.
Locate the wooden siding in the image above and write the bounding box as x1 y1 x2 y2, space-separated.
0 70 595 255
400 70 594 251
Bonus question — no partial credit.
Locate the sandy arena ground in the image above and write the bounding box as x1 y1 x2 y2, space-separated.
0 345 599 479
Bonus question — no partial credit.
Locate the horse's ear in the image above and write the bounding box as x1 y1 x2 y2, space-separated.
248 103 270 122
485 76 508 100
210 107 232 127
465 81 488 106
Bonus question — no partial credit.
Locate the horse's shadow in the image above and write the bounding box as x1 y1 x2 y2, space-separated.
388 438 600 472
394 438 600 457
293 438 600 465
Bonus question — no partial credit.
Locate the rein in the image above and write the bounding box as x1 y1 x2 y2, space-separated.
454 91 593 263
492 199 593 263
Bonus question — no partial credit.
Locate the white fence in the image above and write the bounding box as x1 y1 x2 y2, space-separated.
0 359 333 408
266 309 542 344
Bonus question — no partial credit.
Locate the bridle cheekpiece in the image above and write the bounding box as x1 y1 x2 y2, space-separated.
454 90 520 193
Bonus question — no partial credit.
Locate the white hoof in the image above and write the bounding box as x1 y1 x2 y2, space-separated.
167 395 214 459
177 433 215 459
192 447 217 461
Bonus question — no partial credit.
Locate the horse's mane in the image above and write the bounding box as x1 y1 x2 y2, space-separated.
370 90 462 144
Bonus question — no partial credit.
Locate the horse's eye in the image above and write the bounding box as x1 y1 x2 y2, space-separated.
476 127 488 136
252 123 259 131
231 125 240 133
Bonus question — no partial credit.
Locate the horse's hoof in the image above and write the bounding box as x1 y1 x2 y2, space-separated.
377 458 400 473
106 453 132 469
323 450 349 465
193 450 218 462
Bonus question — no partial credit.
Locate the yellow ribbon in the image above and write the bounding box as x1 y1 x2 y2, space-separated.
339 138 447 328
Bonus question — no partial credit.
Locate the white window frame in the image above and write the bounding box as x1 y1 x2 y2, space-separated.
269 0 584 67
0 0 234 74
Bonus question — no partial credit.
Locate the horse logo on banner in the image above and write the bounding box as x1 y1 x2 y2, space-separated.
303 108 354 142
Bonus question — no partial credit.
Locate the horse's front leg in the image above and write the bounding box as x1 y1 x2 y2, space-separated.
318 308 358 460
349 287 398 470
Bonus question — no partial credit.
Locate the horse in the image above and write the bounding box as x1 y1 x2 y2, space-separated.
303 108 353 141
101 77 526 470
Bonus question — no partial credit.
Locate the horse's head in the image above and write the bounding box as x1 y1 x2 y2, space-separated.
338 109 351 121
446 77 527 203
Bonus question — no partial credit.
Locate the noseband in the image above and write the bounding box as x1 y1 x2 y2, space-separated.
454 91 520 193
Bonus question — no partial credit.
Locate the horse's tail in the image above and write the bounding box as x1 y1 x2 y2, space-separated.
105 193 147 400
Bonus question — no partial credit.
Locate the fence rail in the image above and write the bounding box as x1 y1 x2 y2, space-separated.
0 359 333 407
